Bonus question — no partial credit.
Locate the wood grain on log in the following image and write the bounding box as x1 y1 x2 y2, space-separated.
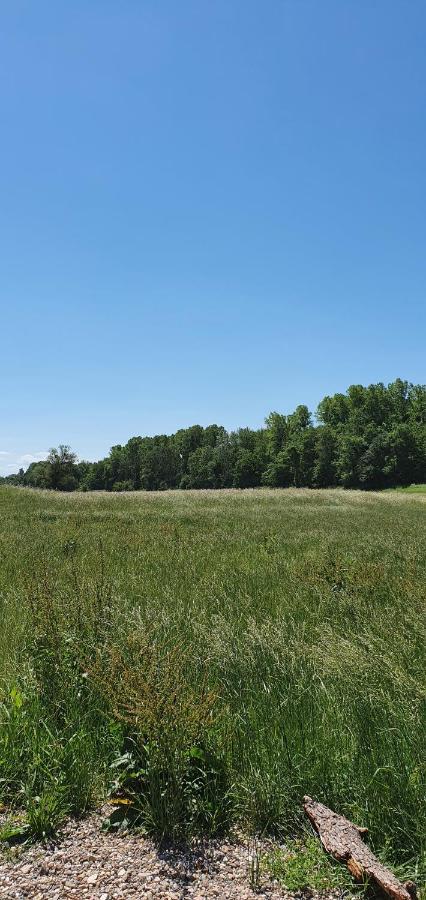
303 796 417 900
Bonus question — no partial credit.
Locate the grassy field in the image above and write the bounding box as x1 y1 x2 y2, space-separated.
0 486 424 879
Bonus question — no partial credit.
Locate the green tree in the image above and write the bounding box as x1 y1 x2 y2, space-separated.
265 412 288 456
313 426 338 487
24 461 51 488
47 445 79 491
186 446 217 488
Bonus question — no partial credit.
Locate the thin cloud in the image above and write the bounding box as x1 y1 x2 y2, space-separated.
19 453 47 465
0 451 47 477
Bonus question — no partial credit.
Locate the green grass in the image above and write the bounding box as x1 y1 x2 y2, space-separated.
265 834 363 893
385 484 426 493
0 486 424 884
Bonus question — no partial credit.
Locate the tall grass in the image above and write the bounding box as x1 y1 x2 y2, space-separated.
0 486 424 872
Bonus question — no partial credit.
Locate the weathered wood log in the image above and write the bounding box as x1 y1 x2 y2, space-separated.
303 796 417 900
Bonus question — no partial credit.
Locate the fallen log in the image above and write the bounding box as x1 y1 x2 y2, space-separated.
303 796 417 900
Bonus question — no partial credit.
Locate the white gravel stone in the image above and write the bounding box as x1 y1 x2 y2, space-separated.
0 807 346 900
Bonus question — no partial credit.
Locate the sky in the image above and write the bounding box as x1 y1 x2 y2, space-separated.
1 1 425 475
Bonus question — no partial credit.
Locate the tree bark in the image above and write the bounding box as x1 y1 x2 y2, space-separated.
303 796 417 900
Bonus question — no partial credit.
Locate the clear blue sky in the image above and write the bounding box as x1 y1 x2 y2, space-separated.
1 1 425 474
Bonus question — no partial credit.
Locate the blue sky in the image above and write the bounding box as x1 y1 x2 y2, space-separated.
1 1 425 474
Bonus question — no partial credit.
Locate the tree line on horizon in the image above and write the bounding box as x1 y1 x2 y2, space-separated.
2 379 425 492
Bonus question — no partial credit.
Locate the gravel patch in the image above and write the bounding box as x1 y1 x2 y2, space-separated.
0 809 342 900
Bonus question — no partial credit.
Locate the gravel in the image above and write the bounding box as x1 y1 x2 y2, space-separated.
0 809 341 900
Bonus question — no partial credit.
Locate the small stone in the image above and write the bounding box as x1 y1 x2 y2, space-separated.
87 872 98 884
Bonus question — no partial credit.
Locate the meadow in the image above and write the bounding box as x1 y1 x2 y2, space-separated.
0 486 424 880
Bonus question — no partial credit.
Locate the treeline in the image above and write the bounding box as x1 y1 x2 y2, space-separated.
3 379 425 492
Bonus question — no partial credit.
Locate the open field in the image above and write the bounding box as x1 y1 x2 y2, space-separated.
0 486 425 883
